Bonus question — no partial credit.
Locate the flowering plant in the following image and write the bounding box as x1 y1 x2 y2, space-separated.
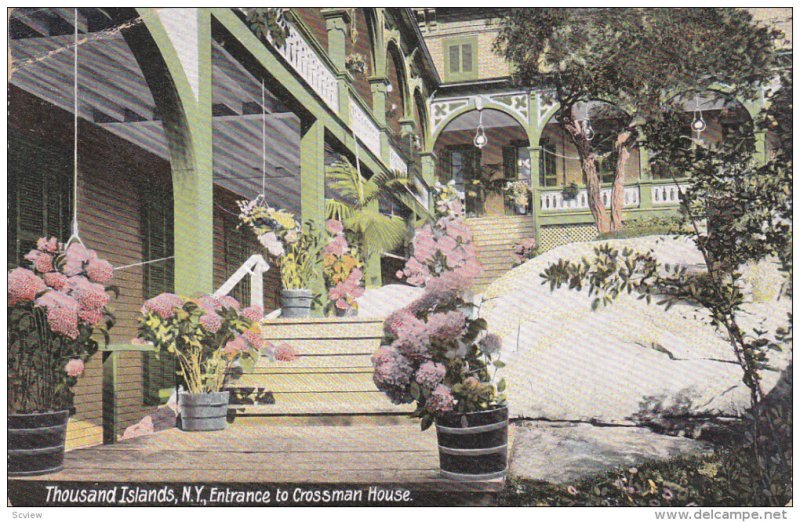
322 219 365 313
238 198 321 290
505 180 530 207
374 203 506 430
345 53 368 76
136 294 265 394
512 237 538 266
8 238 117 413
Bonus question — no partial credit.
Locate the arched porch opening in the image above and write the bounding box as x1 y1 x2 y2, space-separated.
433 108 530 218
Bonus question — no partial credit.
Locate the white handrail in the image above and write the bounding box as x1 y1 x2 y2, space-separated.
213 254 270 308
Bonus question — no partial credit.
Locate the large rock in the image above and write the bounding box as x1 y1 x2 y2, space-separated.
509 421 713 484
356 284 424 318
481 235 791 425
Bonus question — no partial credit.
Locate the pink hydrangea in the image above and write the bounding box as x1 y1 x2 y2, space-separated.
43 272 69 291
242 306 264 322
216 295 240 311
142 293 184 320
393 334 430 362
480 333 502 355
274 342 298 361
79 308 104 326
63 243 95 277
242 329 263 349
68 276 110 311
324 235 348 257
398 256 430 287
329 268 364 309
325 219 344 235
445 218 472 242
36 289 80 312
412 226 437 262
65 359 85 377
46 305 80 339
427 384 455 414
415 361 446 389
86 258 114 284
196 295 219 314
33 253 55 274
223 335 249 356
372 350 414 404
384 309 417 338
426 311 467 344
8 267 47 305
37 237 59 253
199 312 222 333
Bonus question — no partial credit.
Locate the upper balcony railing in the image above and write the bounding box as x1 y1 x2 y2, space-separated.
246 10 409 176
262 17 339 113
539 181 688 212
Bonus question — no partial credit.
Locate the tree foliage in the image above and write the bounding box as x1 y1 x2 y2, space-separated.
494 8 782 232
541 70 792 504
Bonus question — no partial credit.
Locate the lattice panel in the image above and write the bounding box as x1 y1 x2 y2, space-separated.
539 224 599 252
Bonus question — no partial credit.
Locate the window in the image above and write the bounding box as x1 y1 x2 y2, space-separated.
8 133 71 268
444 38 477 82
223 214 252 306
141 180 176 406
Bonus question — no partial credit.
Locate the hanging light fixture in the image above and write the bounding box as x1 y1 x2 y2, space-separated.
691 94 707 135
473 97 488 149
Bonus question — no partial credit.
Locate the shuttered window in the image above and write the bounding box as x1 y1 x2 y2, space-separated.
444 38 478 82
141 181 176 405
8 133 71 268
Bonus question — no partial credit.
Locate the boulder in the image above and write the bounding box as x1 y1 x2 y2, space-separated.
356 284 424 318
481 235 791 426
509 421 713 484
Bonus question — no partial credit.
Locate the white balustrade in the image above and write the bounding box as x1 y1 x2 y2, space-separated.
651 183 688 205
388 146 408 175
214 254 270 309
540 186 640 212
350 100 381 158
265 20 339 112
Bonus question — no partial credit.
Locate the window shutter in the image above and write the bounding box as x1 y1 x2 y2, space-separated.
224 215 251 306
461 44 473 73
9 132 71 267
141 182 176 405
449 44 460 73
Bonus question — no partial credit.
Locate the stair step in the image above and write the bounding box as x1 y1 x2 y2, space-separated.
233 369 375 391
228 392 412 416
256 354 374 369
262 318 383 340
260 338 378 358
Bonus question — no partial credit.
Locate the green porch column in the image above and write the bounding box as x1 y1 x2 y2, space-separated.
527 146 542 248
364 199 383 289
131 8 214 296
300 118 327 307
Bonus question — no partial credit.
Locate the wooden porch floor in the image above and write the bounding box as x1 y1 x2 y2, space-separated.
11 417 504 506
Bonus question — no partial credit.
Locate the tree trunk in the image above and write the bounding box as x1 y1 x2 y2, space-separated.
610 131 632 231
563 113 610 233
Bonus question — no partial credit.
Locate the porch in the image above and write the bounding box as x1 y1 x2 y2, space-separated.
9 417 505 506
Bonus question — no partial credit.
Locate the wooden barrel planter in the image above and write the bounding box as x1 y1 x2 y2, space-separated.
8 410 69 476
280 289 312 318
178 391 230 431
435 407 508 481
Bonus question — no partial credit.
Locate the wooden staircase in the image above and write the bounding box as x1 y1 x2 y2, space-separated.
226 317 412 417
466 215 536 291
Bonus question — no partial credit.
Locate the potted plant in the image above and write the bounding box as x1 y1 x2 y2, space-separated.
376 190 509 481
136 294 265 431
505 180 530 214
322 219 365 317
238 198 321 318
562 181 580 201
511 237 537 267
345 52 368 77
8 238 116 476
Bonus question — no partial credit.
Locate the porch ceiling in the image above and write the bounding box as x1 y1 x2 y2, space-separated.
10 8 303 214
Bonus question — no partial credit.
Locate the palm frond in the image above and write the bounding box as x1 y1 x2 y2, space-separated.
325 198 355 221
346 208 408 256
326 160 365 205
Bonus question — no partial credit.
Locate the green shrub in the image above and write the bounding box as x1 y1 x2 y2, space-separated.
597 216 688 241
